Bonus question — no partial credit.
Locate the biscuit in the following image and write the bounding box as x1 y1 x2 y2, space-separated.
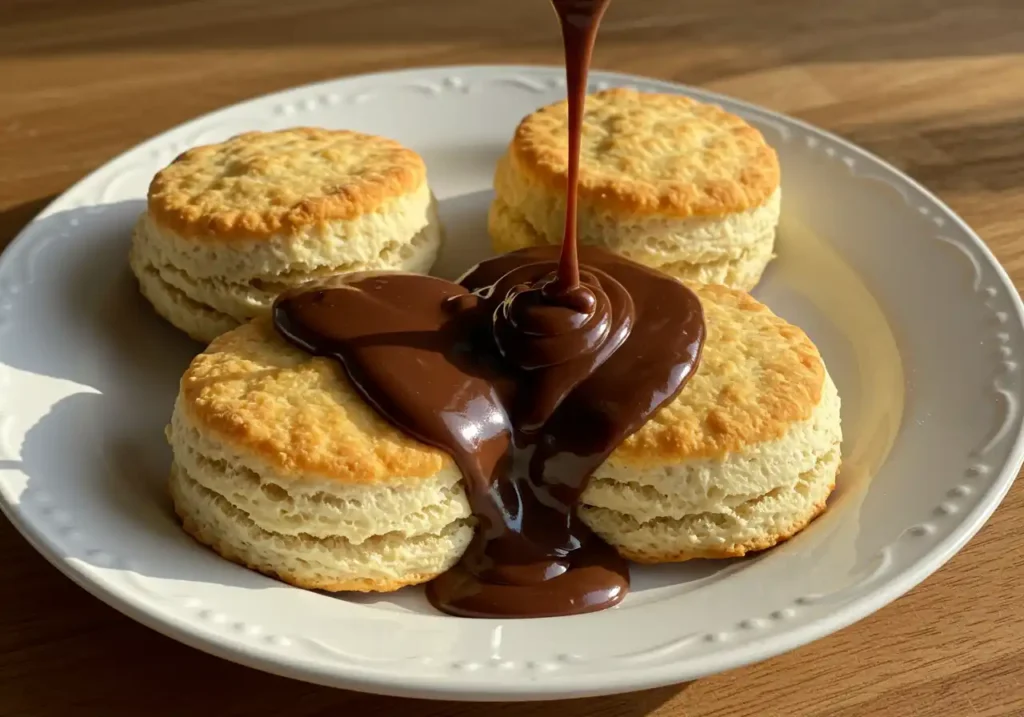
489 89 781 290
167 317 473 592
131 127 443 343
167 282 839 589
578 284 842 562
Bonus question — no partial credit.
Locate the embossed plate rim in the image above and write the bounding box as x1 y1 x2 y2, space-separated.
0 65 1022 700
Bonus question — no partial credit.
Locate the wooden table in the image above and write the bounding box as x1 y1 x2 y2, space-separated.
3 1 1024 714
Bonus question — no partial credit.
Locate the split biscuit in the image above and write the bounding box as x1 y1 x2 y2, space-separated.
131 127 443 343
490 89 781 290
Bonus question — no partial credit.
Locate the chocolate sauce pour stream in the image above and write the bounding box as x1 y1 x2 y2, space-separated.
272 0 706 618
556 0 609 291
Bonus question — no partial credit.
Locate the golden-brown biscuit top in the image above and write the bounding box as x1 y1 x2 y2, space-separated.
148 127 426 241
614 283 824 464
180 284 823 483
510 88 780 217
180 317 448 484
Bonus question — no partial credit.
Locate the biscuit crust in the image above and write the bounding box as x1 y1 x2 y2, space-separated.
614 283 825 463
510 88 780 218
179 317 449 484
148 127 427 240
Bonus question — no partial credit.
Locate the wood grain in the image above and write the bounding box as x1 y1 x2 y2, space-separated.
2 1 1023 715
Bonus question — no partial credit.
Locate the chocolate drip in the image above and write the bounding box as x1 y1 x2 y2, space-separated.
273 246 704 618
271 0 707 618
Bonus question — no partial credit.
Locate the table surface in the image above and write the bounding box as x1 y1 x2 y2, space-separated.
3 1 1024 715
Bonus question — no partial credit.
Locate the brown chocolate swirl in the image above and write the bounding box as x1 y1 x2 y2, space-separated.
489 262 635 431
493 268 630 371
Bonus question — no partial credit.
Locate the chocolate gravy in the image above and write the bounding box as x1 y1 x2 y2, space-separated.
271 0 706 618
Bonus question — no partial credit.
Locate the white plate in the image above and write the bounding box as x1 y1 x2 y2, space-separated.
1 65 1022 701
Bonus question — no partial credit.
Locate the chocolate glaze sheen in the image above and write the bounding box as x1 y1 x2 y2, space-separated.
272 0 706 618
